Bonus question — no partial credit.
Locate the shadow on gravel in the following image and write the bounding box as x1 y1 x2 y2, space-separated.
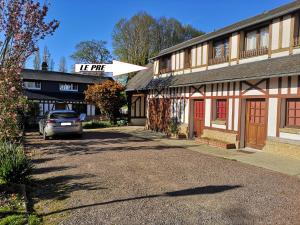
25 131 153 152
32 165 75 175
42 185 242 216
25 130 193 156
29 174 106 204
31 157 55 164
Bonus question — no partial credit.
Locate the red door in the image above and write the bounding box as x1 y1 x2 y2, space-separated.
194 100 204 137
245 99 267 149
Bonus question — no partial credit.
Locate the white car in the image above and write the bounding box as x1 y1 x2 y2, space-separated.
39 110 85 140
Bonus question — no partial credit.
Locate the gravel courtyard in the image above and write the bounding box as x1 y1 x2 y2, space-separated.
26 127 300 225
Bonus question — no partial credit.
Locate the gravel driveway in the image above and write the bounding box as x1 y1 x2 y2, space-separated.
26 127 300 225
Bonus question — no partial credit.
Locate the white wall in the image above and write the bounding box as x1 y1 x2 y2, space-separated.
271 18 280 50
267 98 278 137
282 15 291 48
204 99 211 127
228 98 233 130
234 99 239 131
231 33 238 59
196 45 202 66
180 51 184 69
191 46 196 67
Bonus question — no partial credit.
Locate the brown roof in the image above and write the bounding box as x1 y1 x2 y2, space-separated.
151 1 300 60
126 64 154 92
146 54 300 89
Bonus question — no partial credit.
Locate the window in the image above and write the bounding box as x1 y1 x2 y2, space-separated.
245 26 269 51
210 38 229 65
59 83 78 92
171 99 185 123
159 55 171 74
23 81 41 90
213 39 229 58
245 31 257 50
260 27 269 48
286 99 300 127
184 48 191 69
216 99 227 120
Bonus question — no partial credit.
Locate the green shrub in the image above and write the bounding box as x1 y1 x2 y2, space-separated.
116 119 128 126
82 120 111 129
168 117 180 135
0 142 33 184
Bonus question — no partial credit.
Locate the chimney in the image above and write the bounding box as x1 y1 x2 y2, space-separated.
42 61 48 71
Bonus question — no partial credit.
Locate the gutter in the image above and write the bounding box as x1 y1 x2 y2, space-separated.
169 72 300 88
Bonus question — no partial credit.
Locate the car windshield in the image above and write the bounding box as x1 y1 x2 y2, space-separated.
50 112 78 119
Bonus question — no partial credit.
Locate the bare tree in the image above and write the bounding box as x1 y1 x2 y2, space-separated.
49 58 55 71
33 49 41 70
59 56 67 72
71 40 112 64
43 46 51 65
113 12 157 66
112 12 204 66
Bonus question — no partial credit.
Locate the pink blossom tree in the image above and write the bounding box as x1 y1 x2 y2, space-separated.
0 0 59 141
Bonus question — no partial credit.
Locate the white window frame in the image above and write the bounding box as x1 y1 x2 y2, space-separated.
23 81 41 90
59 83 78 92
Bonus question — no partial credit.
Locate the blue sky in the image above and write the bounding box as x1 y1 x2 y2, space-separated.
26 0 293 71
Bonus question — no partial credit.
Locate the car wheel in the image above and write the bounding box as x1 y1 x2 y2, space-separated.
43 131 49 140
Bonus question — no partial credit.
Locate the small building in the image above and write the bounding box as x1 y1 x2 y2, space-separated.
22 68 110 122
126 64 153 126
127 1 300 158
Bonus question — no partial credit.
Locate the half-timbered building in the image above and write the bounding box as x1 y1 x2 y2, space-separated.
22 68 109 120
127 1 300 157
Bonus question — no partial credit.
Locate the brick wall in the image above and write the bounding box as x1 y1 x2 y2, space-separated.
202 129 237 145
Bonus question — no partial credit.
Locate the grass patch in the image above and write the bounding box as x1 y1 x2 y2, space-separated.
0 185 41 225
0 215 26 225
0 214 41 225
28 214 41 225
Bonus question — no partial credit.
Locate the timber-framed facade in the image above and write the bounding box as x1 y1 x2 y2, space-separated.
22 68 110 123
127 1 300 157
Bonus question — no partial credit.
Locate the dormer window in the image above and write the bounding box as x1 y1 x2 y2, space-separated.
59 83 78 92
241 26 269 58
159 55 172 74
209 38 229 65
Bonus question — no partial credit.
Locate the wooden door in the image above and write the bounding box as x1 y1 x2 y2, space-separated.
245 99 266 149
194 100 204 137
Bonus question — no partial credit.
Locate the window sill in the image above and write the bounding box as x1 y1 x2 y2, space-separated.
279 127 300 135
25 88 41 90
212 119 226 125
59 90 78 92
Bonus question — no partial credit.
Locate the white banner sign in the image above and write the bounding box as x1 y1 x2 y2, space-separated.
75 60 147 76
